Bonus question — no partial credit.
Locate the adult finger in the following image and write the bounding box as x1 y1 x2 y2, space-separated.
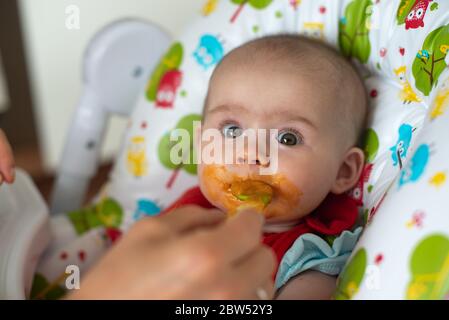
0 129 15 183
185 210 264 267
154 205 225 235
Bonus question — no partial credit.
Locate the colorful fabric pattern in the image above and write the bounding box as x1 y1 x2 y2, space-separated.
29 0 449 299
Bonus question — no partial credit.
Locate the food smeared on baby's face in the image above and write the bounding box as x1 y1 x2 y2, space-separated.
200 165 302 220
230 180 273 210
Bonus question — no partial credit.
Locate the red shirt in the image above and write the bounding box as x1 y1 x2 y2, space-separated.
161 186 358 279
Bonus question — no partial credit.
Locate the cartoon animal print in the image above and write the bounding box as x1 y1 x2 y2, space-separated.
416 49 430 63
303 22 325 40
133 199 162 221
348 163 373 207
156 70 183 108
127 136 148 178
335 248 368 300
390 124 414 169
193 34 224 70
394 66 422 104
146 42 183 104
430 78 449 121
407 234 449 299
398 143 430 187
405 0 433 30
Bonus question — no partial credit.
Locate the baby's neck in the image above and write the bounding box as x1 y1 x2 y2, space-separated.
262 219 302 233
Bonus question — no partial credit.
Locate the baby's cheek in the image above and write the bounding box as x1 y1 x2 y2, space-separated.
277 155 333 215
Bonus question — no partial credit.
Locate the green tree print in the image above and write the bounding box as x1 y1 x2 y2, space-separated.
339 0 373 63
158 114 202 189
412 25 449 96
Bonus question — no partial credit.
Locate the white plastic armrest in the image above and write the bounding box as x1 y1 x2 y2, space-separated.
50 19 171 214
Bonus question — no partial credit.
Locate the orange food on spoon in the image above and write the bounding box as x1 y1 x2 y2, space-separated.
230 180 273 212
201 165 302 219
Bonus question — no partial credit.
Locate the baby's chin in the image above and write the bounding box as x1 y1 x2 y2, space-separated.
199 165 303 220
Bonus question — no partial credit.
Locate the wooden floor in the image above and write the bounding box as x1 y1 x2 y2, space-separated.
14 145 112 205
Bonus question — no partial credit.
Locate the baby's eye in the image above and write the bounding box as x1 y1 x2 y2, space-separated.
222 124 243 139
277 130 302 146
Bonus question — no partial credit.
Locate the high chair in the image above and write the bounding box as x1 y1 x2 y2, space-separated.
2 0 449 300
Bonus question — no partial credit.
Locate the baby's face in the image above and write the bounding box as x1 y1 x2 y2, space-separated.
198 63 358 224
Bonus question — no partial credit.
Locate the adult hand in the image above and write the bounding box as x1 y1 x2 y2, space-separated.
0 129 15 185
67 206 276 299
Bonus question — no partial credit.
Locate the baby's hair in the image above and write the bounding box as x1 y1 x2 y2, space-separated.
204 34 368 149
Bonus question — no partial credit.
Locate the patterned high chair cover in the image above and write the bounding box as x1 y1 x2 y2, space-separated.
31 0 449 299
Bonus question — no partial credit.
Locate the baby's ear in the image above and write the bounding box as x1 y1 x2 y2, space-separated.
331 147 365 194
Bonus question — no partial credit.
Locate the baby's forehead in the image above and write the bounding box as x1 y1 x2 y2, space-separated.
205 35 367 143
211 38 345 92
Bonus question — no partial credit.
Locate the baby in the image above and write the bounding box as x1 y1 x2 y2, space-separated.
164 34 368 299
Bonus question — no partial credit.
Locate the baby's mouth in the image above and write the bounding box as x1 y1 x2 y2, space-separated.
229 180 273 211
201 165 302 218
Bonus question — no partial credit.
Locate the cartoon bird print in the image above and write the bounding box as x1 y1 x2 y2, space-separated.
202 0 219 16
405 0 433 30
390 124 414 169
399 143 430 188
430 78 449 121
348 163 373 207
303 22 325 40
155 70 182 109
416 49 430 63
127 136 148 178
193 34 224 70
394 66 422 104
